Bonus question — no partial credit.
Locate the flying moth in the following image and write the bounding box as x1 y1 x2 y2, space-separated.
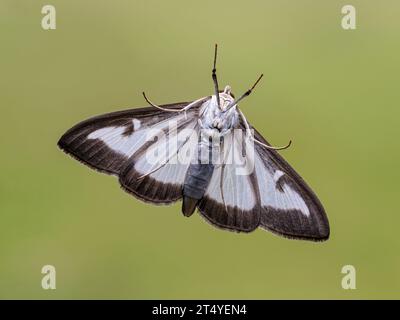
58 45 330 241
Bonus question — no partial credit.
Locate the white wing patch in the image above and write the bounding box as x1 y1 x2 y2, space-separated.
133 121 198 184
87 115 185 158
132 118 141 130
206 166 256 211
255 156 310 216
204 132 256 211
273 170 285 182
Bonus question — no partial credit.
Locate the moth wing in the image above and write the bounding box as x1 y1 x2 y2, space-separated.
118 114 200 204
198 130 261 232
58 101 204 175
250 124 330 241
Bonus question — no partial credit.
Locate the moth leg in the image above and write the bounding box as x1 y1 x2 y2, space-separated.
219 137 230 212
142 92 206 113
253 138 292 150
237 108 292 151
237 108 253 141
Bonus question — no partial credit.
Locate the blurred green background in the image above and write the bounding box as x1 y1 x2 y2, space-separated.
0 0 399 299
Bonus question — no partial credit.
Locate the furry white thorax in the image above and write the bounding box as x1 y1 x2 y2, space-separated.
198 85 239 138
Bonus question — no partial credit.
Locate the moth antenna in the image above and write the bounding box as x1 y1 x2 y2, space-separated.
225 74 264 112
254 138 292 151
212 44 221 108
250 73 264 91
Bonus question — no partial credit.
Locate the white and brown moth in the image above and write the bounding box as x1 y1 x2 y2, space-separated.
58 45 330 241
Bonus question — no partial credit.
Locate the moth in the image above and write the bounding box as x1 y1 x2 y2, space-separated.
58 45 330 241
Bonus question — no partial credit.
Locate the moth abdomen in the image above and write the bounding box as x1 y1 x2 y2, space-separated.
182 163 214 217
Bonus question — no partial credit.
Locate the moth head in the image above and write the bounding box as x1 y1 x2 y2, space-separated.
218 85 235 111
212 44 262 114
